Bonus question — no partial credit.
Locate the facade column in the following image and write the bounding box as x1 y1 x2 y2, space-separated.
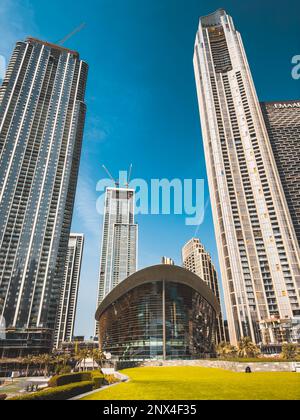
162 280 166 361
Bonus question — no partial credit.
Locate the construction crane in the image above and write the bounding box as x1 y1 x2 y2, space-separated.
102 164 133 188
57 23 86 46
102 165 119 188
126 164 133 188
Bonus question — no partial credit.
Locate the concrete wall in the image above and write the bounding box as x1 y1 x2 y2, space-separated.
116 360 295 372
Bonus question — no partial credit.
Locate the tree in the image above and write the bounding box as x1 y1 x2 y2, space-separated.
32 355 44 375
237 337 260 358
281 344 299 360
60 353 71 367
216 342 237 359
22 355 34 377
75 349 90 371
40 354 53 377
92 349 105 369
52 353 72 374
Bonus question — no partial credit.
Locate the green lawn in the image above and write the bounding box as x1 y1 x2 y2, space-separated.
82 367 300 400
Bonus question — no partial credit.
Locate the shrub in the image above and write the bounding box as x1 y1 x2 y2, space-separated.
0 394 7 401
48 370 105 389
281 344 299 360
8 381 94 401
55 365 72 375
48 372 92 388
92 375 104 390
89 370 104 378
104 375 119 385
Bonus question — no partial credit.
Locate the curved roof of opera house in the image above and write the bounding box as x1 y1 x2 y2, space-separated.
95 264 221 320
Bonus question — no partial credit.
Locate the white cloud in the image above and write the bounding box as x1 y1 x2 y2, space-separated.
85 114 110 144
0 0 37 60
74 174 102 238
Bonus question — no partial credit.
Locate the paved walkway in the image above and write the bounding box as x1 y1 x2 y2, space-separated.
0 377 50 398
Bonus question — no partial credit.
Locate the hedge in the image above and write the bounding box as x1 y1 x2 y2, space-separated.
48 371 104 388
48 370 105 390
48 372 92 388
8 381 94 401
92 375 104 389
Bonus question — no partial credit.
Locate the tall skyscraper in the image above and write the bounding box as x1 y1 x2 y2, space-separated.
194 10 300 348
54 234 84 349
96 187 138 312
0 38 88 357
261 101 300 248
182 238 226 344
162 257 175 266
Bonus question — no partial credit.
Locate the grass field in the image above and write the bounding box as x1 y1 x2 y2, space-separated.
81 367 300 400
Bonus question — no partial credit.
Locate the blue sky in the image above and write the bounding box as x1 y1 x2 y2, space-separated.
1 0 299 338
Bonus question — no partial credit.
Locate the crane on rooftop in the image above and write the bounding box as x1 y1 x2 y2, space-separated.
57 22 86 46
102 165 120 188
102 165 133 189
126 164 133 188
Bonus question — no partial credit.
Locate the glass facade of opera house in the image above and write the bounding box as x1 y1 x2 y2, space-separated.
96 265 220 360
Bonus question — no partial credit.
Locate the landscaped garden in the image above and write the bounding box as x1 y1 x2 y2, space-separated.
3 370 119 400
81 366 300 401
1 340 299 400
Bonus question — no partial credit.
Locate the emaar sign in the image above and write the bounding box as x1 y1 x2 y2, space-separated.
274 102 300 109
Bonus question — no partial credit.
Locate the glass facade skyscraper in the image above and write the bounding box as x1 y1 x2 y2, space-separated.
0 38 88 356
194 10 300 348
261 101 300 249
182 238 226 344
96 187 138 332
54 234 84 349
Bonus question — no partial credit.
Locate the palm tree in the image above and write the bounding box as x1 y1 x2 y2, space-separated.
281 343 299 360
237 337 260 358
53 354 63 374
92 349 105 369
52 353 71 374
32 354 44 375
216 342 237 359
60 353 71 367
22 355 34 377
217 342 228 357
74 340 79 357
75 349 90 371
40 354 53 377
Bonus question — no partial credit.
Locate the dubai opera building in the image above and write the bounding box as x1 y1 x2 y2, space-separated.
95 265 220 361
